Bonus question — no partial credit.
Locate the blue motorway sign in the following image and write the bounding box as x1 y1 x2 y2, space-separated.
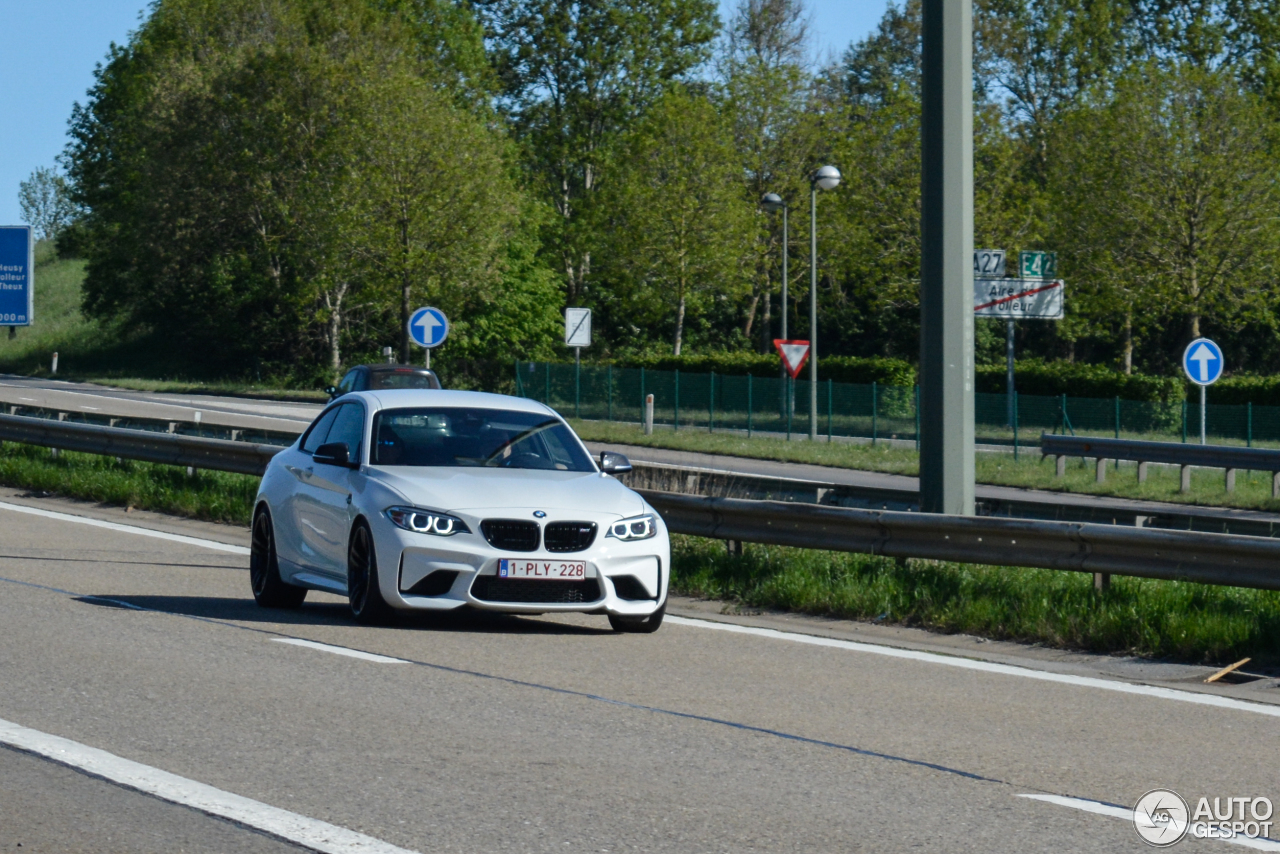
408 306 448 348
1182 337 1223 386
0 226 33 326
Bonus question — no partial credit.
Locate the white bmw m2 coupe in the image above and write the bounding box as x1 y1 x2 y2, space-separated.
250 389 669 632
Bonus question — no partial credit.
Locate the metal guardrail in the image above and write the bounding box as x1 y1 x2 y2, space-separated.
4 411 1280 590
1042 433 1280 495
0 413 284 476
640 491 1280 591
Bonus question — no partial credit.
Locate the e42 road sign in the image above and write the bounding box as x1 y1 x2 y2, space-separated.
1182 338 1223 386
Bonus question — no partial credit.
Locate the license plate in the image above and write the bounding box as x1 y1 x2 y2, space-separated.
498 559 588 580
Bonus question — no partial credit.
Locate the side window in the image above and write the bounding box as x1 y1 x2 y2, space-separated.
354 370 369 391
325 403 366 463
337 370 359 394
301 407 341 454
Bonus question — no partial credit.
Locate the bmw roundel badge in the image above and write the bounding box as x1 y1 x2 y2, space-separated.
533 510 546 518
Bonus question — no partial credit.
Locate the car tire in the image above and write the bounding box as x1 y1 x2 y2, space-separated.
347 520 394 625
608 601 665 634
250 507 306 609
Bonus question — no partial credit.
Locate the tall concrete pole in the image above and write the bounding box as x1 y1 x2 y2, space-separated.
809 184 818 441
919 0 975 515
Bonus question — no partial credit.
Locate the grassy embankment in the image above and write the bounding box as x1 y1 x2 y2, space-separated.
3 442 1278 665
0 243 323 400
571 419 1280 512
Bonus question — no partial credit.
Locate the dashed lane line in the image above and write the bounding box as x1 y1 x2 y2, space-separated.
0 716 421 854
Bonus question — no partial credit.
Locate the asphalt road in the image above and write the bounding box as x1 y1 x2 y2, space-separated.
1 488 1278 852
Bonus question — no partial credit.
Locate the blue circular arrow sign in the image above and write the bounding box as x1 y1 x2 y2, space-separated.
408 306 448 348
1182 337 1223 386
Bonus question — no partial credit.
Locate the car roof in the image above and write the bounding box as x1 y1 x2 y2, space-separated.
355 364 436 374
347 388 558 416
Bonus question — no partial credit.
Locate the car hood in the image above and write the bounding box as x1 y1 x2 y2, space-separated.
364 466 647 517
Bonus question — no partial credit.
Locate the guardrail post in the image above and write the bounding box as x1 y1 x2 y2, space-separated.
1225 468 1236 493
1096 457 1107 483
1094 572 1110 592
1181 465 1192 493
644 394 654 435
1137 461 1148 483
1055 455 1065 478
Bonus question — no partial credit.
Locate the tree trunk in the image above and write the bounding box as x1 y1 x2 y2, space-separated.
761 291 771 353
673 293 686 356
1122 310 1133 375
324 282 349 380
742 292 760 341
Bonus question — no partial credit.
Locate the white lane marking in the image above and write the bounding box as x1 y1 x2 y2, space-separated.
273 638 407 664
0 384 312 424
80 406 100 410
0 716 420 854
665 615 1280 719
5 500 1277 720
1020 794 1280 851
0 501 250 556
19 397 34 401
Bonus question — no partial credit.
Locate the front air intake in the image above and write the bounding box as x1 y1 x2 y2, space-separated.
480 519 540 552
543 522 597 553
470 576 602 603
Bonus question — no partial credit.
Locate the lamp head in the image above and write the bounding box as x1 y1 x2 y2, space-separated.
760 193 784 213
812 165 842 191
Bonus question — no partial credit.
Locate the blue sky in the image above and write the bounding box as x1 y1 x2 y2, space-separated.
0 0 888 227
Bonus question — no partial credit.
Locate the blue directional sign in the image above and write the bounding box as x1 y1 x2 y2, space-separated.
1182 337 1224 386
408 306 448 348
0 226 33 327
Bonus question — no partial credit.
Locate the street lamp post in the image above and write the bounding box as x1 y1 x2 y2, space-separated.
809 165 841 440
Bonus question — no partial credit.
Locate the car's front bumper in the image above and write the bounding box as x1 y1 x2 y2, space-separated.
370 511 669 617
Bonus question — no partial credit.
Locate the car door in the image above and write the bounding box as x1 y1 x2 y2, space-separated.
299 401 367 578
274 406 340 571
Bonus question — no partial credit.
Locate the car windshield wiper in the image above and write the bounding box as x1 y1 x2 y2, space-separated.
482 419 561 465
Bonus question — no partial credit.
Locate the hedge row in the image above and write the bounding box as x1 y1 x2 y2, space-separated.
976 360 1186 402
547 355 1280 405
601 353 918 387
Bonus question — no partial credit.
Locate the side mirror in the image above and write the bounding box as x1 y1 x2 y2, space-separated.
324 385 338 397
313 442 354 468
600 451 632 474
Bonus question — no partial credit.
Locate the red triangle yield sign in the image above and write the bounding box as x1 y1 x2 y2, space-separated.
773 339 810 379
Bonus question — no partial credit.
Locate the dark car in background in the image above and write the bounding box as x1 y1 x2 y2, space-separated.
326 365 442 400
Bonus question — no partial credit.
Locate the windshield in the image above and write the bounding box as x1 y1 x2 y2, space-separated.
371 407 595 471
368 370 440 390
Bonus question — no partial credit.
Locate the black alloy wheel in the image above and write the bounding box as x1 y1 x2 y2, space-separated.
347 521 394 625
250 507 306 609
608 601 666 634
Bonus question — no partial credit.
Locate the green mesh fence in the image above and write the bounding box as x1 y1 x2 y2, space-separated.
514 361 1280 450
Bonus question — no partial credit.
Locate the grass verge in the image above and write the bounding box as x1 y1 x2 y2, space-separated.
672 535 1280 666
0 443 257 525
571 419 1280 513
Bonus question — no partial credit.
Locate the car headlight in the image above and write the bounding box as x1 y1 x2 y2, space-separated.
385 506 470 536
605 514 657 541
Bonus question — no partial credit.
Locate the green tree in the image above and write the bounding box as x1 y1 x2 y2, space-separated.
478 0 719 308
1048 62 1280 372
18 167 78 241
597 90 753 355
718 0 821 351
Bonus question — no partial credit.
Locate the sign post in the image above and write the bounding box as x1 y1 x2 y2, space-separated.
1182 337 1223 445
975 264 1065 429
407 306 449 369
774 339 809 441
0 226 34 339
564 308 592 417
